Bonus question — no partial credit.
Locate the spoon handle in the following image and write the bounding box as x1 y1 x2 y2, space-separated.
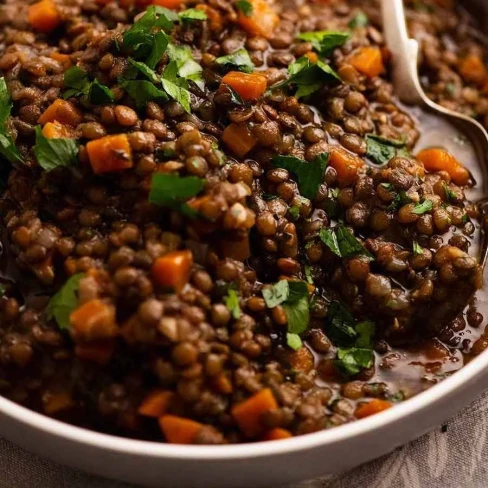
381 0 424 105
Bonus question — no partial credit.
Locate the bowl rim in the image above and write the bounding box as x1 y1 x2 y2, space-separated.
0 347 486 461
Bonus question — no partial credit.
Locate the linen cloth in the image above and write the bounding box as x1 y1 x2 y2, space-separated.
3 390 488 488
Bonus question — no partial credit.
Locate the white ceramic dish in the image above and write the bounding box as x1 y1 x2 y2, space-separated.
1 349 488 488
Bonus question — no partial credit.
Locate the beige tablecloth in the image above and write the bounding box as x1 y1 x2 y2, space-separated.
3 390 488 488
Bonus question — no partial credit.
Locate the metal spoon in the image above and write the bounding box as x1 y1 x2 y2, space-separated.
381 0 488 267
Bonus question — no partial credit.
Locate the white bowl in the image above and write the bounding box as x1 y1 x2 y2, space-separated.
1 348 487 488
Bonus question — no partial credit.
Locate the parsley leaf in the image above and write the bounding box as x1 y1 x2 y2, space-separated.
235 0 253 17
319 225 373 259
349 11 369 28
263 280 310 345
355 321 375 348
366 134 409 166
33 126 79 172
46 273 84 330
297 31 349 56
0 78 22 165
167 43 204 88
412 241 423 256
161 61 192 112
278 56 341 98
412 200 434 215
225 289 241 319
272 152 328 200
149 173 204 216
121 80 168 109
304 264 314 284
387 190 411 211
326 301 357 346
63 67 114 105
336 347 374 376
179 8 207 21
215 48 254 73
287 333 303 351
442 181 457 202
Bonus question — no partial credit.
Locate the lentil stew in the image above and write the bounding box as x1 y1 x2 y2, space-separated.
0 0 486 445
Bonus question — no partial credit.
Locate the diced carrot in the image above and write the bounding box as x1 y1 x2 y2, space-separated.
28 0 61 33
221 71 267 101
304 51 318 64
138 390 174 417
43 391 74 415
86 134 133 174
196 4 223 32
355 399 393 419
50 52 72 68
231 388 278 438
159 415 203 444
75 340 116 365
221 123 257 157
459 54 487 86
70 299 118 342
42 121 74 139
152 250 193 292
288 346 314 373
220 234 251 261
237 0 279 40
416 148 470 186
262 428 293 441
329 146 365 186
38 100 83 127
348 46 384 78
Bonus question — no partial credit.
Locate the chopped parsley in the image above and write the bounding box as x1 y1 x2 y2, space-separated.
326 301 376 376
276 56 341 98
149 173 204 217
0 77 22 165
33 126 79 172
412 199 434 215
366 134 409 166
215 48 254 73
297 31 349 57
319 225 373 259
272 152 329 200
262 280 310 348
387 190 412 211
442 182 457 201
46 273 84 330
121 80 168 109
178 8 207 22
412 241 424 256
225 289 241 319
63 67 115 105
289 205 300 220
286 333 303 351
349 11 369 28
235 0 253 17
167 43 204 90
161 60 192 112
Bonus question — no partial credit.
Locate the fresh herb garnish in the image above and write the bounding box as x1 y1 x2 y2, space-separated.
336 347 374 376
297 31 349 57
225 289 241 319
275 56 341 98
221 84 245 105
121 80 168 109
319 225 373 259
33 126 79 172
412 241 423 256
287 333 303 351
63 67 115 105
412 199 434 215
442 181 457 201
179 8 207 21
0 77 22 164
349 11 369 28
304 264 314 285
387 190 411 211
272 152 329 200
215 48 254 73
326 300 357 346
167 43 204 89
366 134 409 166
46 273 84 330
263 280 310 346
289 205 300 220
149 173 204 217
355 321 375 348
235 0 253 17
161 61 192 113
